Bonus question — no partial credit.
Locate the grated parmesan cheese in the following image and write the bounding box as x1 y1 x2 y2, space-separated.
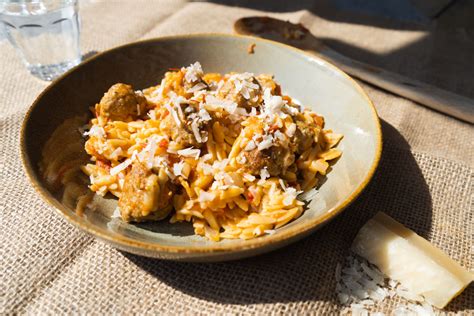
237 154 247 164
244 140 256 151
286 123 297 137
260 167 270 180
136 103 141 116
335 253 449 315
205 95 238 114
147 109 157 120
212 158 229 171
243 173 256 182
110 158 132 176
173 161 185 177
274 130 286 141
229 72 259 100
282 187 300 206
201 153 212 162
199 191 216 203
110 147 123 160
164 167 176 180
84 125 106 138
146 137 157 169
111 207 121 219
261 88 285 118
177 147 200 159
197 108 212 121
186 82 207 93
199 162 213 175
257 134 274 151
249 107 257 116
191 120 204 143
279 179 287 190
152 155 167 169
184 61 203 83
164 103 181 127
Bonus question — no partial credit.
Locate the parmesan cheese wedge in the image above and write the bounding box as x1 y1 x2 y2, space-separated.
351 212 473 309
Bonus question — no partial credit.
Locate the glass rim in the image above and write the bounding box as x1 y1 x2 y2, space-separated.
0 0 78 15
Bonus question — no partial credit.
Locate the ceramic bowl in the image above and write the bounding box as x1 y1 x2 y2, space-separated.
21 34 382 262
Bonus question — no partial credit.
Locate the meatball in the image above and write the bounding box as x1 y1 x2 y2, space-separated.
290 113 324 153
118 162 172 222
242 142 295 177
217 76 261 110
293 119 315 153
159 103 210 148
97 83 148 122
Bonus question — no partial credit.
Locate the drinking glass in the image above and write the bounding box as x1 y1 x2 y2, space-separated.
0 0 81 81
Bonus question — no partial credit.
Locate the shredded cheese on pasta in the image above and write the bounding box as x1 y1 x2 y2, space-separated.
81 62 343 241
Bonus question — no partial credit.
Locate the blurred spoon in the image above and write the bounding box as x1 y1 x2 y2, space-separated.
234 16 474 124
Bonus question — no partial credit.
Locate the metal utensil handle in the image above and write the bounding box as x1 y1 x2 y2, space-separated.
316 47 474 124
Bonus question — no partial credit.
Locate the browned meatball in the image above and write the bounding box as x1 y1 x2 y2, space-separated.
243 142 295 177
217 76 261 110
118 162 172 222
293 119 315 153
97 83 148 122
159 103 210 148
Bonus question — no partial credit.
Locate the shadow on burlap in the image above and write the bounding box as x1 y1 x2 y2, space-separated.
122 120 473 314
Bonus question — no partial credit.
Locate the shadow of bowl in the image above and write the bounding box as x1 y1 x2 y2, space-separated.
123 119 433 307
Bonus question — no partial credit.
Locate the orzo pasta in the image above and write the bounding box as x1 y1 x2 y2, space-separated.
81 62 342 241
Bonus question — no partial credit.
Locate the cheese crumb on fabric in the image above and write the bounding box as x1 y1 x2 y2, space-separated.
336 255 438 316
336 213 473 316
352 212 474 309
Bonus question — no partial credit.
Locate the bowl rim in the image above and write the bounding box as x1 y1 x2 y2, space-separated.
20 33 382 255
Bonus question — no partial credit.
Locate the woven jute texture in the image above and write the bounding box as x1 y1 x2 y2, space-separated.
0 1 472 314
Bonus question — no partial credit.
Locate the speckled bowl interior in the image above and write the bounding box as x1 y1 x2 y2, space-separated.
21 34 381 262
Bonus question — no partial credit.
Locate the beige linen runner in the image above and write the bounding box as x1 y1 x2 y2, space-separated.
0 1 472 314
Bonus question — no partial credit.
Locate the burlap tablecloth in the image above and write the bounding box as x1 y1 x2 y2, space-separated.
1 1 472 314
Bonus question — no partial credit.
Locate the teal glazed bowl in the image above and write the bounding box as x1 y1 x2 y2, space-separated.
21 34 382 262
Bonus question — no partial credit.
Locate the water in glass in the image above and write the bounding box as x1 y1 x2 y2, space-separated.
0 0 81 81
